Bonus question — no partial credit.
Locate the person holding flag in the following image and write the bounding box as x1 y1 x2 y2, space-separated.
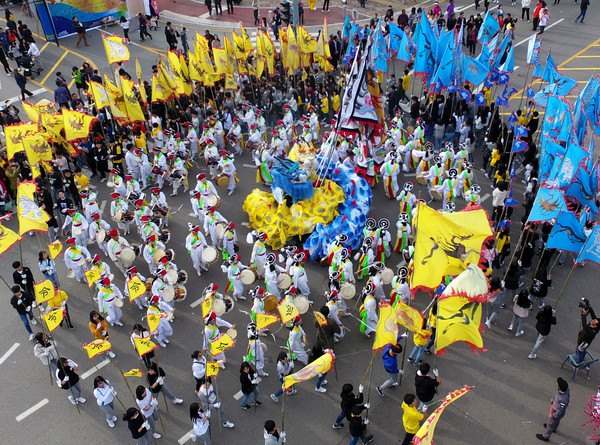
400 393 425 445
45 284 74 330
56 357 86 405
11 284 37 340
88 311 115 358
270 352 296 403
239 361 262 410
199 377 235 428
189 402 212 444
146 362 183 405
376 343 404 397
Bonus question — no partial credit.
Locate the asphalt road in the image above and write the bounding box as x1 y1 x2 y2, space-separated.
1 2 600 445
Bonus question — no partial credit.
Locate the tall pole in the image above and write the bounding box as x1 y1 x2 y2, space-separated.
292 0 299 31
40 0 60 47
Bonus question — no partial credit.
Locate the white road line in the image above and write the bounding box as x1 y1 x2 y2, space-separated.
514 19 565 47
481 193 491 203
81 358 110 380
241 222 249 227
99 200 107 216
242 163 255 168
190 297 203 308
178 429 195 445
16 399 49 422
0 343 20 366
5 88 47 105
233 390 243 400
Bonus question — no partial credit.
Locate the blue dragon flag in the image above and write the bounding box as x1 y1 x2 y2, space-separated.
542 54 558 83
499 45 515 72
430 36 455 89
491 34 511 71
464 56 489 86
388 22 404 56
527 186 567 223
566 166 599 215
413 10 438 80
477 11 500 45
572 96 587 145
533 59 544 78
539 139 566 181
547 139 589 188
372 22 389 73
342 15 351 39
546 211 587 253
542 96 572 142
579 76 599 129
397 30 414 62
576 226 600 265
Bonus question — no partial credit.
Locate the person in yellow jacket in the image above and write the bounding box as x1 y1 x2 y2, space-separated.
46 285 74 329
332 90 340 113
320 95 329 122
88 311 116 358
73 168 90 193
406 318 432 366
401 393 425 445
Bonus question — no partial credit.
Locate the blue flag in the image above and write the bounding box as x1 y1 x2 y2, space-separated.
413 10 438 80
430 36 455 90
546 211 588 253
533 60 544 79
496 96 509 107
436 30 454 64
507 112 518 123
512 140 528 153
542 54 558 83
477 42 491 66
527 87 535 98
342 15 351 39
372 23 389 73
548 139 590 188
459 88 471 103
499 45 515 72
509 87 518 98
576 226 600 265
572 96 587 145
491 34 511 71
505 186 519 207
579 76 599 128
477 11 500 45
484 77 493 88
539 139 566 181
527 187 567 223
534 83 557 108
498 73 510 85
464 56 490 86
515 125 528 137
566 166 599 215
475 93 486 105
447 84 457 93
542 96 572 142
388 22 404 56
397 31 414 63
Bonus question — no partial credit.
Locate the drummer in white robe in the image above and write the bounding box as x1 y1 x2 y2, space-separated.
290 253 311 298
217 151 237 196
63 209 89 247
89 213 111 256
106 228 131 277
325 291 345 342
390 267 411 306
221 254 247 301
203 311 234 368
97 277 124 326
110 192 133 235
264 254 286 300
203 206 227 249
250 231 268 279
142 235 166 277
64 237 91 282
286 316 308 365
186 225 208 276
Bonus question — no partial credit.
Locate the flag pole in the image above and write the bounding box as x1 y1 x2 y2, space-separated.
517 61 533 112
552 263 576 311
501 225 528 282
152 349 170 415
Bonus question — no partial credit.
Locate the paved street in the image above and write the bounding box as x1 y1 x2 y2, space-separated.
1 1 600 444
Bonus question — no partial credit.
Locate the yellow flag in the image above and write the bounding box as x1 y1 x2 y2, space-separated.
277 300 299 324
201 297 213 318
314 311 327 327
232 31 246 60
48 241 63 260
124 368 143 377
286 25 300 70
224 36 235 74
127 276 146 301
188 51 203 82
5 123 37 160
210 333 235 355
256 313 279 331
40 111 64 138
279 28 288 70
22 102 40 123
167 51 192 96
83 339 112 358
262 31 276 75
134 336 158 356
204 73 221 87
147 313 162 334
373 303 398 351
225 75 237 90
436 296 483 353
103 34 130 64
17 181 49 235
196 33 209 53
90 81 111 109
395 301 424 333
297 26 317 53
0 223 21 256
414 386 473 445
121 76 146 123
34 279 56 304
412 202 492 289
206 361 221 378
43 308 65 332
213 46 228 75
284 350 335 389
22 133 52 165
103 74 128 122
62 108 96 141
179 52 190 80
135 58 147 104
240 24 254 54
441 264 490 302
255 32 266 78
152 69 174 102
85 269 101 287
197 46 215 76
317 19 331 58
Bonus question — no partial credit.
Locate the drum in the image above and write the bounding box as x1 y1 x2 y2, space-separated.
240 268 256 285
215 222 227 239
294 296 310 314
114 298 124 308
131 243 141 258
177 270 188 284
166 269 178 284
159 229 171 244
115 209 123 223
106 181 115 188
202 246 218 264
97 228 106 243
212 298 226 316
223 295 235 313
145 278 153 292
163 286 175 302
416 172 427 186
340 282 356 300
381 268 394 285
153 249 167 263
151 166 163 175
264 294 279 313
226 328 237 339
72 226 83 236
109 273 115 282
120 247 136 266
206 194 221 208
216 173 229 187
174 285 187 301
165 309 175 322
277 273 292 290
167 249 176 262
431 186 443 201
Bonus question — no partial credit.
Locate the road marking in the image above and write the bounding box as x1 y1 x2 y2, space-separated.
99 200 107 216
5 88 48 105
481 193 490 203
242 163 255 168
190 297 203 308
16 399 49 422
40 50 69 85
0 343 20 365
560 67 600 70
39 42 51 54
233 390 243 400
576 55 600 58
514 19 565 48
241 222 249 227
81 358 110 380
178 429 195 444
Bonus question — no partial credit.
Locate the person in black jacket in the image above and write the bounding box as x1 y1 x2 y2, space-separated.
146 362 183 404
12 260 35 297
333 383 368 429
575 306 600 364
56 356 86 405
239 361 262 409
529 267 552 309
10 285 37 340
415 362 441 410
37 188 59 241
528 305 557 359
123 407 153 444
348 404 374 445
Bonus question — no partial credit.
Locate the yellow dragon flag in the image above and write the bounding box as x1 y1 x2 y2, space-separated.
224 36 235 74
62 108 96 141
412 202 492 289
240 24 255 54
103 34 130 64
213 46 228 75
298 26 317 53
436 295 484 353
256 313 279 331
284 350 335 389
83 339 112 358
196 33 209 53
43 308 65 332
152 69 174 102
197 46 215 76
314 310 327 327
135 58 147 104
34 279 56 304
167 51 192 96
121 76 146 123
133 336 158 356
40 110 64 138
17 181 49 234
286 25 300 70
373 302 399 351
414 386 473 445
5 123 37 159
89 81 111 109
255 32 266 78
317 19 331 58
225 75 237 90
0 223 21 256
127 276 146 301
188 51 203 82
179 52 190 80
22 102 40 123
124 368 143 377
279 28 288 70
103 74 128 121
22 133 52 165
210 333 235 355
48 240 63 260
232 31 246 60
395 301 424 333
262 31 276 75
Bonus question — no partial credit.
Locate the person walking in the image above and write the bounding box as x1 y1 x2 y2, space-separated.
198 377 235 428
226 0 234 14
239 361 262 410
191 350 207 391
348 404 374 445
89 311 115 357
521 0 531 21
253 0 260 25
376 343 404 397
415 363 441 410
270 352 296 403
189 402 212 444
123 407 154 445
119 16 130 42
135 386 161 439
137 13 152 41
575 0 589 23
537 7 550 34
146 362 184 405
322 0 330 12
333 383 367 429
401 393 425 445
10 284 37 340
131 324 155 369
536 377 570 442
93 376 118 428
264 419 286 444
508 289 533 337
528 305 557 359
56 356 86 405
33 332 58 375
39 250 60 287
0 45 11 74
73 17 89 47
12 260 35 297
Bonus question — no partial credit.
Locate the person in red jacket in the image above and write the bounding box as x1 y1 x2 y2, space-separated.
532 0 544 30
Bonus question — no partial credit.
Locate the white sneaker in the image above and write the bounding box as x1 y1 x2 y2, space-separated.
153 433 161 439
507 324 513 331
114 321 123 326
315 387 326 393
108 351 116 358
173 398 183 404
515 330 524 337
528 354 537 359
29 333 35 341
112 416 117 421
271 394 279 403
76 397 86 403
164 339 170 344
321 379 328 385
68 396 77 405
107 418 115 427
485 320 491 329
191 435 197 442
158 340 167 347
223 421 235 428
30 318 38 325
